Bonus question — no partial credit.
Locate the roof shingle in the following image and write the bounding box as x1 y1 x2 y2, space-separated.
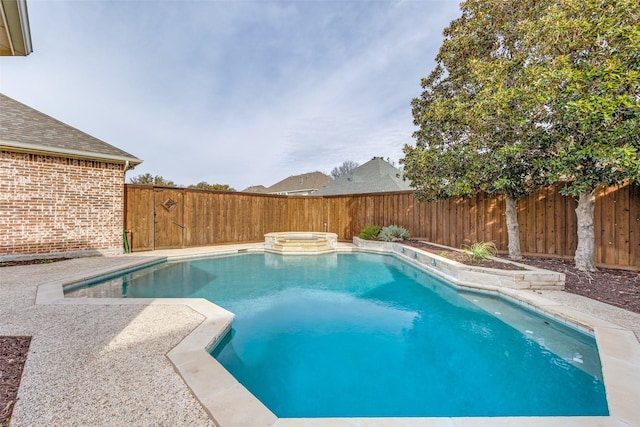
0 93 141 164
264 171 331 195
315 157 412 195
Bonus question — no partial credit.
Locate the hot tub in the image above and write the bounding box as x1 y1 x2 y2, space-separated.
264 231 338 253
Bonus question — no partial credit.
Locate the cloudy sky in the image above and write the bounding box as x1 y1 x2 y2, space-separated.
0 0 461 190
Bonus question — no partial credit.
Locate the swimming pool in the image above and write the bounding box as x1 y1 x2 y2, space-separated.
65 252 608 418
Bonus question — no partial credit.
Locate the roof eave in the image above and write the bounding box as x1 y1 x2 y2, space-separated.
0 0 32 56
0 139 143 166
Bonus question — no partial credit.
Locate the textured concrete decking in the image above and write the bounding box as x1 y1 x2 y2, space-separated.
1 244 639 427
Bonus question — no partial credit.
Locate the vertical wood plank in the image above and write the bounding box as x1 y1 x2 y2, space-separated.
516 194 528 254
629 184 640 269
565 193 578 259
556 188 566 257
594 186 605 264
599 186 619 265
546 187 556 255
122 185 638 269
615 184 630 266
477 192 486 246
535 188 546 254
465 194 479 245
125 186 154 251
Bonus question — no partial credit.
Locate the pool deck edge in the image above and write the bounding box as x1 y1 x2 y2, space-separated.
29 243 640 427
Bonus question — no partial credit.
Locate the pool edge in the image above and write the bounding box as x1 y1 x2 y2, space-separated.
39 243 640 427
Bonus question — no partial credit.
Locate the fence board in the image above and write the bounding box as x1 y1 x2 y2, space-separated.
565 195 578 257
545 189 556 255
616 185 630 266
554 190 565 256
124 184 639 270
630 184 640 268
124 186 154 251
153 189 184 249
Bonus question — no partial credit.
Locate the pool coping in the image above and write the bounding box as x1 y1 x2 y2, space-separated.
35 243 640 427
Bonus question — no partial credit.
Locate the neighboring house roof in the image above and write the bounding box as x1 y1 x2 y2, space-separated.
242 185 268 193
315 157 412 196
264 171 331 195
0 0 32 56
0 93 142 165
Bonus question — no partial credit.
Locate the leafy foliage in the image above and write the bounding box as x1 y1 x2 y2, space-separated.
129 173 177 187
128 175 237 191
188 182 236 192
403 0 639 268
531 0 640 196
358 225 382 240
462 241 497 262
402 0 551 202
404 0 640 196
378 225 410 242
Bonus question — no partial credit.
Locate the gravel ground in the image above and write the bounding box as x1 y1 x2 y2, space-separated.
0 258 217 427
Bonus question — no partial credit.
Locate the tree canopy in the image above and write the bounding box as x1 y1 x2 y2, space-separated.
188 182 236 192
402 0 639 269
534 0 640 197
403 0 552 258
129 173 177 187
128 175 236 191
403 0 553 201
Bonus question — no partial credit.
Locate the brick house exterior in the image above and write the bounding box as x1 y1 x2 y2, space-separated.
0 93 142 260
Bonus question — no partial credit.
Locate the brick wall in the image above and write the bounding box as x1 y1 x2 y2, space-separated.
0 151 126 260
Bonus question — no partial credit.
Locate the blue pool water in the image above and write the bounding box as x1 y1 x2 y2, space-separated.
65 252 609 418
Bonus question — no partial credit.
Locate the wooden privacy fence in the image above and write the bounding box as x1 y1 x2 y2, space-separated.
124 183 639 270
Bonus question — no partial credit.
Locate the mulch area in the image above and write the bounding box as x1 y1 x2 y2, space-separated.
0 337 31 427
0 258 70 267
517 256 640 313
0 249 637 424
404 239 640 314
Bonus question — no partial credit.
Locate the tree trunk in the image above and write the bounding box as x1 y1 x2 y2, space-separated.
505 195 522 260
574 191 597 272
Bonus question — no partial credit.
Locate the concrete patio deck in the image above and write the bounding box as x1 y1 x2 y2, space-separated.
2 244 639 427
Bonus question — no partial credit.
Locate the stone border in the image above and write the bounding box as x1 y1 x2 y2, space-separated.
265 232 338 254
35 250 277 427
353 237 565 290
35 243 640 427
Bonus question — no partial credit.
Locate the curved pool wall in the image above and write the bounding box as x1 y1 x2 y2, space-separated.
37 242 640 427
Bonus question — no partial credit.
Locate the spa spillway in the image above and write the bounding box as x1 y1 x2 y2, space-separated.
264 232 338 253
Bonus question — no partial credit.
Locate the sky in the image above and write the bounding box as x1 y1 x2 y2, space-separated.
0 0 462 190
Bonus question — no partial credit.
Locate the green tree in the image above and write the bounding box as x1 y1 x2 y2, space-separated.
188 182 236 192
531 0 640 271
403 0 549 259
129 173 177 187
404 0 639 270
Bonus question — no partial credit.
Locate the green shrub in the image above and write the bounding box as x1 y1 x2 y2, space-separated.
462 241 497 262
378 225 410 242
359 225 382 240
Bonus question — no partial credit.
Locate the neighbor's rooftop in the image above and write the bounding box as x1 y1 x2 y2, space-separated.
315 157 412 195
